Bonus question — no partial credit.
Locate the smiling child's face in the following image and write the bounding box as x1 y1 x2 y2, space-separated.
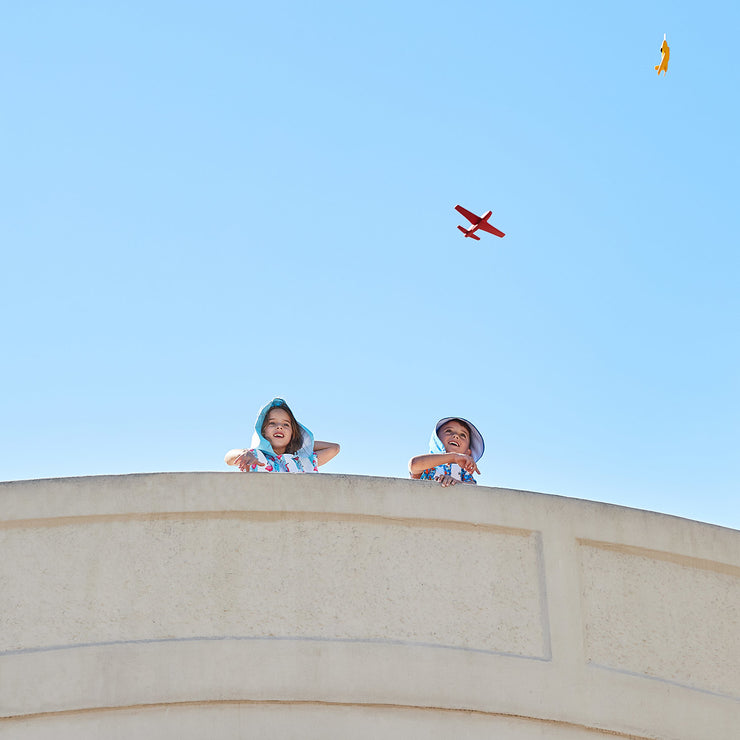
263 408 293 453
437 420 471 456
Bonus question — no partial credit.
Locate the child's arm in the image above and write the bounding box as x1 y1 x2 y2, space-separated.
224 449 245 466
408 452 480 478
225 448 265 472
314 440 340 466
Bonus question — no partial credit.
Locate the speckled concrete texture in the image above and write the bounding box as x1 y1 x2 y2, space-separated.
1 516 547 658
580 540 740 697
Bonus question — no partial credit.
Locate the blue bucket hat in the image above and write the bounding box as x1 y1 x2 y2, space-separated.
430 417 485 462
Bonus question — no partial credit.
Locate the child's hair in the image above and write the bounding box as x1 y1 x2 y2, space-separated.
261 402 304 454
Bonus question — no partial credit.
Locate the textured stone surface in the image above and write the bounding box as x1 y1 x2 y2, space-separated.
579 541 740 698
1 515 547 659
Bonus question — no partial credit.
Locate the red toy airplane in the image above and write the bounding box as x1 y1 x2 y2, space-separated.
455 205 505 240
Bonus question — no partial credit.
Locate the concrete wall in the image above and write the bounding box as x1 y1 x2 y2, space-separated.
1 473 738 739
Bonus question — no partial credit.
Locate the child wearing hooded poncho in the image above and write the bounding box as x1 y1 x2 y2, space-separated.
225 398 340 473
409 417 484 487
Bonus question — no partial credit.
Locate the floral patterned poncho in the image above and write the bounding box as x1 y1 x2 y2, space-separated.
242 397 318 474
242 447 318 474
418 462 477 484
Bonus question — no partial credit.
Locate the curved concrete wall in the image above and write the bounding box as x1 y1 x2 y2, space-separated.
1 473 738 739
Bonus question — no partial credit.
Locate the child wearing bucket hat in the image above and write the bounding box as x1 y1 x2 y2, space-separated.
225 398 340 473
409 417 484 487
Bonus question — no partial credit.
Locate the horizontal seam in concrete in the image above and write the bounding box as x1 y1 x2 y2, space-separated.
0 509 534 537
577 538 740 576
586 660 740 703
0 634 552 662
0 699 656 738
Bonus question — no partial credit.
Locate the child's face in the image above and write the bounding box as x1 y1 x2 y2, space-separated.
263 408 293 452
438 420 471 455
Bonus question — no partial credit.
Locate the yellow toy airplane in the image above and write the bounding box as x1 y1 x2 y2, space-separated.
655 34 670 76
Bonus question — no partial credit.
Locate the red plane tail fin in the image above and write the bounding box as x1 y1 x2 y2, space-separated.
457 225 480 240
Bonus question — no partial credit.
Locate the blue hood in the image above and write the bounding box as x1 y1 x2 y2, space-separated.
251 398 315 458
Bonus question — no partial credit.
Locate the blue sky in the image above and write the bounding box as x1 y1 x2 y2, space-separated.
2 2 738 529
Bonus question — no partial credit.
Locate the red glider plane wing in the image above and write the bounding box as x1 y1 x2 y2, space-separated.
454 205 479 224
479 221 505 238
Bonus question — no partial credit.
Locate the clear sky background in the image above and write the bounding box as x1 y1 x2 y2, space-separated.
2 2 738 530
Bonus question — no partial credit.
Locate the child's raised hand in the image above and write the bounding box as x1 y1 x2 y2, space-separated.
236 450 264 472
454 453 480 476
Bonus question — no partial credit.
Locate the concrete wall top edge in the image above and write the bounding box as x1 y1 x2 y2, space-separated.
1 473 737 566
